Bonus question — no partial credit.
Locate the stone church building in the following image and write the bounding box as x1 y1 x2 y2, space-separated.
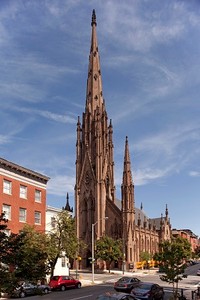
75 10 171 270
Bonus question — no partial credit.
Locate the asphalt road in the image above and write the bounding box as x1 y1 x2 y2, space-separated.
16 283 173 300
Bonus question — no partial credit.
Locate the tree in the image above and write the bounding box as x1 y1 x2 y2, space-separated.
0 212 8 231
194 246 200 258
140 251 152 269
154 236 192 299
95 235 122 273
0 212 8 258
0 212 10 294
45 210 80 277
4 225 49 283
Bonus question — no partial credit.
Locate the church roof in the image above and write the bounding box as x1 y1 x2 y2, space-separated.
115 198 162 230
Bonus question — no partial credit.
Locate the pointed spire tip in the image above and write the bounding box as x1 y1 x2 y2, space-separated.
91 9 97 26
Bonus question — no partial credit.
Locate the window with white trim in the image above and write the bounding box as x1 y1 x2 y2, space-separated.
61 257 66 267
35 190 41 202
2 204 11 220
34 211 41 224
20 185 27 199
3 180 12 195
19 208 27 222
51 217 56 228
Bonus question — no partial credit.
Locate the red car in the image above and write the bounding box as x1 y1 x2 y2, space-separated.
49 275 81 291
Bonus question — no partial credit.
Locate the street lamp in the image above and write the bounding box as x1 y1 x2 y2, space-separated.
92 217 108 283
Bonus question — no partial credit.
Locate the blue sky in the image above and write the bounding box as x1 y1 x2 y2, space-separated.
0 0 200 237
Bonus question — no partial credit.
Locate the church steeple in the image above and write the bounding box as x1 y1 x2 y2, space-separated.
91 9 97 26
86 9 104 117
63 193 73 213
122 136 134 189
121 136 135 213
75 10 115 264
121 136 135 265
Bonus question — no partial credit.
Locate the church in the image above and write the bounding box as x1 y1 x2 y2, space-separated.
75 10 171 270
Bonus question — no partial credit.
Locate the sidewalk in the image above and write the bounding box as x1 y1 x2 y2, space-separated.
72 268 158 287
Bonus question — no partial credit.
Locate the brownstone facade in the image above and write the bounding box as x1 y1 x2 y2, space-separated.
75 10 171 270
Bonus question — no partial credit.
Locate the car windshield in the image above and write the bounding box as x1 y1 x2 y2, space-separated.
118 277 130 282
138 283 153 290
51 276 59 280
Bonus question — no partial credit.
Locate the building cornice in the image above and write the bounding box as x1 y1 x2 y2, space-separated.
0 157 50 185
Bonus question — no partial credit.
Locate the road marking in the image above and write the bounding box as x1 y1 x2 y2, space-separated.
68 295 93 300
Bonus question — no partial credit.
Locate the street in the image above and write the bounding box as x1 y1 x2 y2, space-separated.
7 264 200 300
17 283 174 300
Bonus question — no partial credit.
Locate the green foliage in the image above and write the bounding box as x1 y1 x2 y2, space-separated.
194 246 200 258
140 251 152 269
0 212 8 262
0 212 8 231
0 212 9 293
154 236 192 298
95 235 122 272
3 225 48 283
0 211 83 289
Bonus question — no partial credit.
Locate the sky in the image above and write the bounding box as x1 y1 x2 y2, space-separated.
0 0 200 237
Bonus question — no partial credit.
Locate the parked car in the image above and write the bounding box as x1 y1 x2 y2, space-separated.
96 292 140 300
114 276 141 293
131 282 164 299
11 281 51 298
186 260 198 266
197 269 200 276
49 275 81 291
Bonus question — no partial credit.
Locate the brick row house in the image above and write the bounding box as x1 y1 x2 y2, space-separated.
0 157 49 234
172 228 199 253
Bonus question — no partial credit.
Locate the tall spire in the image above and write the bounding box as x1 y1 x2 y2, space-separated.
75 11 116 261
91 9 97 26
121 136 135 213
86 9 104 116
122 136 133 186
63 193 73 213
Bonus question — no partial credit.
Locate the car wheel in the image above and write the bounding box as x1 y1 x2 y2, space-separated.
60 285 66 291
43 288 49 294
77 283 81 289
19 291 26 298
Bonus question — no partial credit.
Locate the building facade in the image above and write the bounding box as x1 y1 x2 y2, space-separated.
172 228 199 253
75 10 171 270
0 157 49 234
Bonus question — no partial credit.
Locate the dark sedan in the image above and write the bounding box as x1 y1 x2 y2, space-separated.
131 282 164 300
11 282 51 298
114 277 141 293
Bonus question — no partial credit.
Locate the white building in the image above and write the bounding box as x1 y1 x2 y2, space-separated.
46 204 71 277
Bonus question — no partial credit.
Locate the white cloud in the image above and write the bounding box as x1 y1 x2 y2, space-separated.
38 110 76 124
0 135 11 145
134 167 171 185
100 1 192 53
47 174 75 196
189 171 200 177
